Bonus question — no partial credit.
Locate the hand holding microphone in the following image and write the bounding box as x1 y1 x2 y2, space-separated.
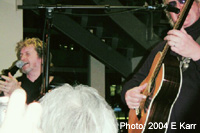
0 73 22 96
2 60 26 76
0 60 26 96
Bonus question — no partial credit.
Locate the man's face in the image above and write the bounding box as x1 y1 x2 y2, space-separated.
167 0 200 28
20 45 42 74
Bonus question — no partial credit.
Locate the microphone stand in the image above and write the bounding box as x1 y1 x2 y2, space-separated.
42 8 53 94
17 4 177 94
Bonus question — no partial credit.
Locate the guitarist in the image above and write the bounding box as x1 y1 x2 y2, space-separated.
121 0 200 132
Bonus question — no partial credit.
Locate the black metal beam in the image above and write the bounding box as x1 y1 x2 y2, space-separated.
52 13 132 78
92 0 161 49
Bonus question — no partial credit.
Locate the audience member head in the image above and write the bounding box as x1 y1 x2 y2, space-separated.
39 83 118 133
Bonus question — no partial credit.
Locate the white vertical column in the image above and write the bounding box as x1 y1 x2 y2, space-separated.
89 56 105 98
0 0 23 76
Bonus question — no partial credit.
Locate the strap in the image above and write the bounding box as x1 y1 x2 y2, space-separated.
180 35 200 71
196 35 200 44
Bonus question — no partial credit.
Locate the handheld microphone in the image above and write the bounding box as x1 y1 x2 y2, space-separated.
2 60 26 76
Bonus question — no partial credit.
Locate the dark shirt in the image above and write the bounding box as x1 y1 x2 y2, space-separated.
121 18 200 132
17 74 64 104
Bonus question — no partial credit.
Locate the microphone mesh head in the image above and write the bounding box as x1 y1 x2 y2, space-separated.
15 60 26 68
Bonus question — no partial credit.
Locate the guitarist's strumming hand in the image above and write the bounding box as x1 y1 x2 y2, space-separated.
125 83 147 109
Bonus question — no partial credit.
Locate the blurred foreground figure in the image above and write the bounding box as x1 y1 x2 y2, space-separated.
0 89 42 133
39 83 118 133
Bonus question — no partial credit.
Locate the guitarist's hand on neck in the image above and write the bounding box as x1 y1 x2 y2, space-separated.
125 83 147 109
164 28 200 61
164 0 200 61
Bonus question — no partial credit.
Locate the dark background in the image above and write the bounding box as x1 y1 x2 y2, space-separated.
22 0 171 132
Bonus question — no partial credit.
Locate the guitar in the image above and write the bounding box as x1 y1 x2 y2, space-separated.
128 0 194 133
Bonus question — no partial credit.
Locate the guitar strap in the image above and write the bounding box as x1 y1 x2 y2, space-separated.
180 35 200 71
196 35 200 44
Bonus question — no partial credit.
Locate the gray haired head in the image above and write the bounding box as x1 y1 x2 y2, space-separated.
39 83 118 133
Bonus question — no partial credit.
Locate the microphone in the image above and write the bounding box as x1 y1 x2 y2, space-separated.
165 4 180 14
148 4 180 14
2 60 26 76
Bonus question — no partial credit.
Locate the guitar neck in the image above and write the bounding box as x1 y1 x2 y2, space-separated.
151 0 194 82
